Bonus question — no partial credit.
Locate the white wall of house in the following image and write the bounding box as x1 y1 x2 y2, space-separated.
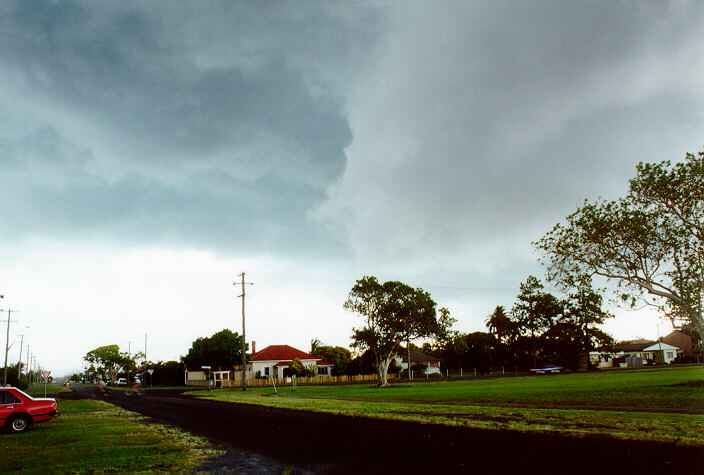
589 352 614 368
643 342 680 364
394 356 441 375
184 370 207 385
251 359 321 378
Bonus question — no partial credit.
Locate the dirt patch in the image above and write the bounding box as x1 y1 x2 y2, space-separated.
61 386 704 474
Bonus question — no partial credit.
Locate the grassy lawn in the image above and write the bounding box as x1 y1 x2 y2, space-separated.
192 365 704 446
0 398 221 473
26 383 71 397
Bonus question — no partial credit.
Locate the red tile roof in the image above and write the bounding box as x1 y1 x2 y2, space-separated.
252 345 319 362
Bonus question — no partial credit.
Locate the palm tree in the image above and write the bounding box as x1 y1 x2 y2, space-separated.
485 306 513 342
310 338 323 355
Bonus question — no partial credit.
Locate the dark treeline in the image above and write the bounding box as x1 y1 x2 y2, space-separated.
423 275 613 372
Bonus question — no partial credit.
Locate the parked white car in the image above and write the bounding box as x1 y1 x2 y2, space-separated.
115 378 128 385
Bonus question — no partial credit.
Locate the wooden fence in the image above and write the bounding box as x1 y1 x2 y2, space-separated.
185 373 394 387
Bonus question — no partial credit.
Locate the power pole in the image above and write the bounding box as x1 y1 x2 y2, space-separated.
18 332 27 382
235 273 254 390
144 334 149 363
2 308 19 386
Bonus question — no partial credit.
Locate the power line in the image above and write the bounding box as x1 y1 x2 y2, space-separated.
423 285 516 292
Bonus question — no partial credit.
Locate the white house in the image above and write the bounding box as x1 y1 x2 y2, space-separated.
590 340 682 368
642 341 680 364
249 344 334 379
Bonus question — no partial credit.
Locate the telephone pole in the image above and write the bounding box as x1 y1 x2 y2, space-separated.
235 273 254 390
2 308 19 386
17 330 28 382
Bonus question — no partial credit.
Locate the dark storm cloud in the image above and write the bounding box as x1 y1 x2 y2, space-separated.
3 0 704 273
0 0 368 254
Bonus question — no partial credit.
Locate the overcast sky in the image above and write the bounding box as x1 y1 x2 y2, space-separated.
2 1 704 376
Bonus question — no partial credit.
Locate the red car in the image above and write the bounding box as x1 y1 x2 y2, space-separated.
0 387 58 433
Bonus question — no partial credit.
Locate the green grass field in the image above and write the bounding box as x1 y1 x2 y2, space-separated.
193 365 704 446
0 398 221 473
25 383 71 397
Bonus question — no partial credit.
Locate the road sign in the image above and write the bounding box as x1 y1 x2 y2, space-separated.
41 370 51 381
147 369 154 375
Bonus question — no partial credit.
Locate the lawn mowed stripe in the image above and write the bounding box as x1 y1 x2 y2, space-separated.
195 365 704 409
1 398 221 473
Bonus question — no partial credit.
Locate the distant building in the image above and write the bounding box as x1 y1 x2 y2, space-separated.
396 349 441 376
660 330 695 358
590 339 683 368
249 344 333 379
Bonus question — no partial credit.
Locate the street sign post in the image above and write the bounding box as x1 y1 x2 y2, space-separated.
41 370 51 397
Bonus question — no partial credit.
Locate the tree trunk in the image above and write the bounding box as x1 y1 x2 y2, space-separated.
376 357 392 387
692 311 704 349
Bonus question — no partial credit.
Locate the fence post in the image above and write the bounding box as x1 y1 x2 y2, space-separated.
502 366 505 375
474 368 476 377
460 368 463 377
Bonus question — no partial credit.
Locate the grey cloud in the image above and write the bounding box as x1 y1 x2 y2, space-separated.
315 1 704 276
3 0 704 278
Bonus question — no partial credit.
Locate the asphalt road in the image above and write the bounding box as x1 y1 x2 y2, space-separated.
62 386 704 474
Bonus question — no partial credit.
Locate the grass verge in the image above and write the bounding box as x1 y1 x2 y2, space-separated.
0 398 221 473
26 383 71 397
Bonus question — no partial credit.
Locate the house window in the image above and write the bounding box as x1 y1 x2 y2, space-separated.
667 352 674 359
264 367 270 376
318 367 328 375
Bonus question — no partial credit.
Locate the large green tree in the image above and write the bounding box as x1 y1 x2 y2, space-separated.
183 329 246 370
562 277 614 367
536 151 704 339
512 276 563 368
344 276 446 387
83 345 137 383
311 345 352 375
